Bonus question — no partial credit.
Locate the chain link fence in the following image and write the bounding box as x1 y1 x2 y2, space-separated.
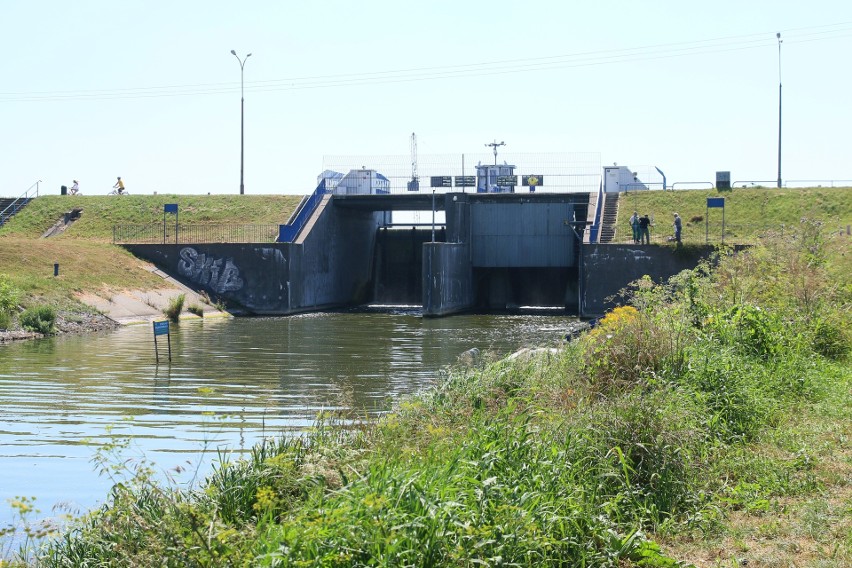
113 224 280 244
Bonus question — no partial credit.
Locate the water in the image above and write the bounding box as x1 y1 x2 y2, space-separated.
0 311 574 530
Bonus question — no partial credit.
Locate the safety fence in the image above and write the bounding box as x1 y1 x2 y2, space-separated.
321 152 604 194
113 224 280 244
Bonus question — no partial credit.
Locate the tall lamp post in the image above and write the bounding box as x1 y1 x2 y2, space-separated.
776 33 782 189
231 50 251 195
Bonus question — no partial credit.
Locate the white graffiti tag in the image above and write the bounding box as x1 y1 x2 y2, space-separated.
178 247 244 293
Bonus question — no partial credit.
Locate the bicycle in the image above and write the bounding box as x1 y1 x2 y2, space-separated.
108 188 129 196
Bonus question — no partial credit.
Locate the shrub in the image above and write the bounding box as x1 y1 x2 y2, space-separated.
0 274 20 316
163 294 185 323
809 316 850 360
19 305 57 335
186 304 204 317
0 310 12 330
583 305 671 389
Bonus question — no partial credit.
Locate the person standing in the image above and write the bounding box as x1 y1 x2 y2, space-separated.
639 214 651 244
629 211 640 243
673 213 682 244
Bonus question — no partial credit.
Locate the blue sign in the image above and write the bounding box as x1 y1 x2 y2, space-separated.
707 197 725 208
164 203 178 214
153 320 170 336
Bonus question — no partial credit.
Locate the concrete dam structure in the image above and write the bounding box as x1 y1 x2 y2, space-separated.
125 190 711 318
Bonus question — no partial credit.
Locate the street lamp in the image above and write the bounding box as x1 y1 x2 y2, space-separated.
231 50 251 195
776 32 782 189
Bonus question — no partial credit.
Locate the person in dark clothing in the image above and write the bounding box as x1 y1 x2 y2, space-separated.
639 214 651 244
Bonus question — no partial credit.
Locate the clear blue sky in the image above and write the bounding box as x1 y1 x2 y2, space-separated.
2 0 851 196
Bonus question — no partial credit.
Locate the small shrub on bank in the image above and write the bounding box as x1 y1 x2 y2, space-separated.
187 304 204 317
19 305 56 335
163 294 185 323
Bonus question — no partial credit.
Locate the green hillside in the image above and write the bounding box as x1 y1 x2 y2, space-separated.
619 186 851 243
0 194 303 240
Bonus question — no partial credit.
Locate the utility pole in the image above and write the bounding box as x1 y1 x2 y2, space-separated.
776 32 783 189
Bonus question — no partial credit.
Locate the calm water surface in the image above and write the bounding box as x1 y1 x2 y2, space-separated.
0 312 573 527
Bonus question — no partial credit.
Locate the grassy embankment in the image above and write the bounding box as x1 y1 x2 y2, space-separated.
0 194 301 315
0 189 847 566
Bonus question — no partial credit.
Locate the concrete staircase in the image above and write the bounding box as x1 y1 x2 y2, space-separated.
598 193 620 243
0 197 32 228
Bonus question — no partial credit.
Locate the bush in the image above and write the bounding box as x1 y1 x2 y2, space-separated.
0 310 12 330
163 294 185 323
19 305 57 335
809 316 850 361
186 304 204 317
0 274 20 316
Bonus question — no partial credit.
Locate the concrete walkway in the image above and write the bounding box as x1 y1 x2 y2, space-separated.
77 264 230 325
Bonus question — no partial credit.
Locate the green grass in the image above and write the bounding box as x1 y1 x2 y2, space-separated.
619 186 852 245
0 194 302 240
17 226 849 567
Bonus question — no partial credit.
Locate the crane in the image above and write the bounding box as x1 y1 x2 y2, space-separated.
407 132 419 191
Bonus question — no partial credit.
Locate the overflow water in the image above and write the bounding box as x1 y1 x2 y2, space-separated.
0 311 575 529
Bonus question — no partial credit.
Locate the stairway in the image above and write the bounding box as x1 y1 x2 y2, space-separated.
597 193 620 243
0 197 32 228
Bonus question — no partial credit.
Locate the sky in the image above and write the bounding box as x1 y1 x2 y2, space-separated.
2 0 851 197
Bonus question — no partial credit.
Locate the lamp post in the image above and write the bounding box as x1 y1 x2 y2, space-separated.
231 50 251 195
776 33 782 189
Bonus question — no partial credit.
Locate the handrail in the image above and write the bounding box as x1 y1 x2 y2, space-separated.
670 181 714 190
277 179 330 242
0 181 40 226
731 180 777 188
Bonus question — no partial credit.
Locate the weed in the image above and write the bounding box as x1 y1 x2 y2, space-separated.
162 293 184 323
19 305 57 335
186 303 203 317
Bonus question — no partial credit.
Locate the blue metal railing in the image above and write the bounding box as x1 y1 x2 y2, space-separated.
0 181 39 228
277 179 330 242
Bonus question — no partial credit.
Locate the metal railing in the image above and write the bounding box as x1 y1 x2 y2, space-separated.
0 181 40 227
277 179 329 242
113 223 280 244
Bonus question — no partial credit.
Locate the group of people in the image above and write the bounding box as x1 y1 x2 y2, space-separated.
64 177 127 196
628 211 682 244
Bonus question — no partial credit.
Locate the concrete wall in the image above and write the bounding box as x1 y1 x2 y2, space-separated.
125 243 296 314
422 243 473 317
581 244 713 317
125 199 383 315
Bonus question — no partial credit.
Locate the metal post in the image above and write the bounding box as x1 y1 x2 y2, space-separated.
776 32 783 189
431 188 436 242
231 50 252 195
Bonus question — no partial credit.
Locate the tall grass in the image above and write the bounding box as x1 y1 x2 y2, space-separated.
26 223 852 566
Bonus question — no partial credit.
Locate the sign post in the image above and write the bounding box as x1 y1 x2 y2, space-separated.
706 197 726 244
522 175 544 193
153 320 171 363
163 204 178 244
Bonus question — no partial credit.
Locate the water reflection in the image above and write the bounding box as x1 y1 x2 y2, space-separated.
0 312 573 526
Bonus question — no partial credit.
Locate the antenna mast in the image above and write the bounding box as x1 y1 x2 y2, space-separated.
407 132 420 191
485 139 506 165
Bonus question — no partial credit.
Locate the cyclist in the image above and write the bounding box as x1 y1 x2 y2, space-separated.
112 177 126 195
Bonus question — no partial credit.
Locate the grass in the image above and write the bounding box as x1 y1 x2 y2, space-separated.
0 195 301 315
618 186 852 246
10 222 847 566
0 194 303 241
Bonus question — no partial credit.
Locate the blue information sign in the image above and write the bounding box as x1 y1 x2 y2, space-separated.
164 203 178 213
707 197 725 208
153 320 170 336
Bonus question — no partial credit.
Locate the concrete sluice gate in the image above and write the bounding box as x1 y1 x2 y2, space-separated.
124 192 712 318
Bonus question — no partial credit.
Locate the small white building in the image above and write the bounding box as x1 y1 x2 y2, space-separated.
603 166 648 193
329 168 390 195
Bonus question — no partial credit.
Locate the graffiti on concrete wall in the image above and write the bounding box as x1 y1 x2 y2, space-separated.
178 247 244 293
